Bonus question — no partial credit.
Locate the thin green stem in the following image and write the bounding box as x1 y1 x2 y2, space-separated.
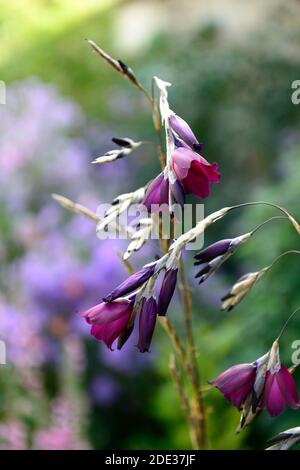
266 250 300 272
249 216 288 236
277 305 300 341
178 259 207 450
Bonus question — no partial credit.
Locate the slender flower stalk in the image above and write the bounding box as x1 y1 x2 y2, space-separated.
54 40 300 450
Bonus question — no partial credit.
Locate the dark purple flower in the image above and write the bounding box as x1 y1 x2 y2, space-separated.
137 296 157 353
82 298 134 350
210 341 300 422
157 268 178 316
169 114 203 153
170 180 185 208
143 172 169 212
194 239 233 264
104 263 156 302
194 234 251 284
209 363 257 410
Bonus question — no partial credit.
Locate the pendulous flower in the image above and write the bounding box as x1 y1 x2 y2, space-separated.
143 171 169 211
171 146 220 199
266 427 300 450
157 268 178 316
209 362 257 410
103 262 157 302
137 296 158 352
210 340 300 423
169 112 220 199
82 298 135 350
221 268 268 311
194 234 251 284
169 113 203 153
142 110 220 212
143 169 185 211
262 340 300 417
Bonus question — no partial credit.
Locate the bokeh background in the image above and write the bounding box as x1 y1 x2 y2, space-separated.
0 0 300 450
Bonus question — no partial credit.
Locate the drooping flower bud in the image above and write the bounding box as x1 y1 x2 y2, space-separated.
137 296 158 353
157 268 178 316
104 263 156 302
266 427 300 450
194 234 251 284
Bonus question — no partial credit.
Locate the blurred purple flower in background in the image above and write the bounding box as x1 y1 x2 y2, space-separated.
0 78 152 449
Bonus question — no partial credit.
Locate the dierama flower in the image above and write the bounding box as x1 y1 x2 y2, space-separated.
221 268 268 311
170 146 220 199
266 427 300 450
194 233 251 284
209 354 268 413
82 298 135 350
169 114 203 153
209 363 257 410
263 340 300 417
137 296 158 352
103 262 157 302
210 340 300 421
169 113 220 200
143 169 184 211
142 111 220 212
143 171 169 212
157 268 178 315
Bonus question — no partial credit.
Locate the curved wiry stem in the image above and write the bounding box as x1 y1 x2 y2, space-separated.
277 305 300 341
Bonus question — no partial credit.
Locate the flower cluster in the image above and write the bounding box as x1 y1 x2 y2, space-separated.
82 257 179 352
210 340 300 430
143 80 220 212
56 40 300 450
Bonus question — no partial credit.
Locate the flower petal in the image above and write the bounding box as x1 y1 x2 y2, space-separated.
210 363 255 409
82 300 131 325
91 309 132 350
104 264 156 302
264 371 286 417
143 172 169 211
169 114 200 149
194 239 232 264
137 297 157 352
277 365 300 409
157 269 178 316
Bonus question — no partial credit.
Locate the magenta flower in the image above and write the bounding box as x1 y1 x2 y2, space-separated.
143 170 185 210
171 147 220 199
262 341 300 417
103 263 156 302
157 268 178 316
143 172 169 211
210 341 300 420
209 363 256 410
263 365 299 416
142 113 220 212
137 296 157 352
82 298 134 350
169 113 220 199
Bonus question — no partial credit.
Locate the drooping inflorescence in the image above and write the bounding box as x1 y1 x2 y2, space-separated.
53 39 300 450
